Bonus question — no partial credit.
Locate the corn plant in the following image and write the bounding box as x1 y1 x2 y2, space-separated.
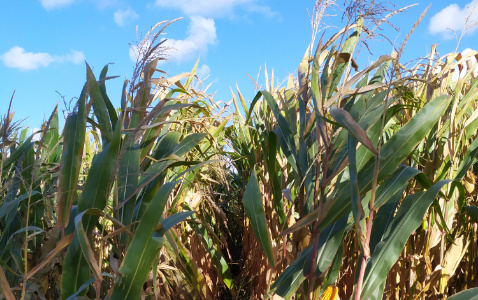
1 3 478 299
224 5 478 299
0 20 236 299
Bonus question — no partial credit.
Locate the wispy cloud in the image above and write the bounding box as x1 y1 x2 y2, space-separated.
114 7 138 26
39 0 75 10
154 0 274 18
196 64 211 79
40 0 120 10
0 46 85 71
151 0 274 65
429 0 478 39
164 17 217 63
129 17 217 64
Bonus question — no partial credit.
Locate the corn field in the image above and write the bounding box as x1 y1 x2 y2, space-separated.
1 2 478 299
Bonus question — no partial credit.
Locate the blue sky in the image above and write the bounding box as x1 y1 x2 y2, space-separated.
1 0 478 130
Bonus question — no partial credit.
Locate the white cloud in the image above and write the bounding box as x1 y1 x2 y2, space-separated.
60 50 85 64
40 0 75 10
247 4 277 18
429 1 478 39
129 17 217 64
114 7 138 26
164 17 217 63
154 0 272 18
196 64 211 79
1 46 85 71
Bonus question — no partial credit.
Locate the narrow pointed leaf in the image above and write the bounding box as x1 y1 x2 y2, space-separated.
98 64 119 128
57 85 87 228
271 247 310 298
242 169 275 267
74 211 102 281
303 215 347 277
110 182 177 299
261 91 299 175
61 119 121 298
87 63 113 143
360 180 452 299
283 95 452 236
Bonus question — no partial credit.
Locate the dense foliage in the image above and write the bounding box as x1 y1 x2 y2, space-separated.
1 2 478 299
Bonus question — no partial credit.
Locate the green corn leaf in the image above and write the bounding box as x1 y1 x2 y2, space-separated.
134 132 207 220
367 165 421 210
57 85 87 228
19 128 29 143
185 58 199 88
78 117 122 233
117 137 140 245
261 91 300 175
110 181 177 299
368 281 385 300
267 131 286 224
65 273 116 300
86 63 113 144
2 135 33 171
464 206 478 224
74 210 102 281
61 119 121 298
283 95 452 236
322 241 344 291
163 230 206 297
41 105 60 163
328 91 393 179
98 64 119 128
369 189 403 254
158 211 194 234
1 159 22 238
151 131 181 161
242 169 275 267
348 135 364 241
20 142 35 189
173 133 208 157
303 215 347 277
200 117 229 152
360 180 452 299
448 288 478 300
327 20 362 99
454 135 478 181
0 191 40 220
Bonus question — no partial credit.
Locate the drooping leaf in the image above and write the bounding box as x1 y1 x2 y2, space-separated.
283 95 452 236
330 108 378 155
